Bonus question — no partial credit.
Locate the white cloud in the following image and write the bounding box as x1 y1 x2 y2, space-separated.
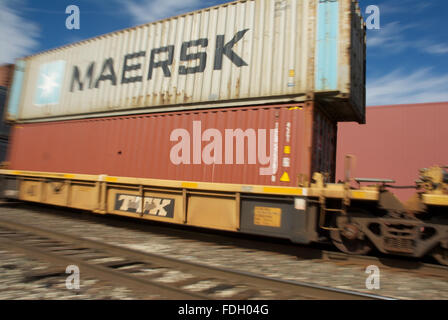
423 44 448 55
367 21 448 57
119 0 209 25
367 22 416 51
367 68 448 106
0 0 40 64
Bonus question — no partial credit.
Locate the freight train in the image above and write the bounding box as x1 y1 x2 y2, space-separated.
1 0 447 265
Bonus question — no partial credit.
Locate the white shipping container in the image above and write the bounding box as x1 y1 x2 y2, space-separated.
6 0 365 123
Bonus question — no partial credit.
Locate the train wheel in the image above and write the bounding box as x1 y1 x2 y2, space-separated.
432 246 448 266
330 225 372 255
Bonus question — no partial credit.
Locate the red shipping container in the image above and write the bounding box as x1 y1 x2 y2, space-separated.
337 102 448 202
8 102 336 187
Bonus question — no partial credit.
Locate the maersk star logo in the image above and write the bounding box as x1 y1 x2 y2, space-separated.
34 60 66 105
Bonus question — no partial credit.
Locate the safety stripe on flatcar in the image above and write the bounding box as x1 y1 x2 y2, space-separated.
422 194 448 206
0 169 379 200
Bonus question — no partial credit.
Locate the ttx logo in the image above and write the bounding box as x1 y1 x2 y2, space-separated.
114 194 175 218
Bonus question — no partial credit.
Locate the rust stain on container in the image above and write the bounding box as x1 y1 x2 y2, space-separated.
337 102 448 202
8 102 335 187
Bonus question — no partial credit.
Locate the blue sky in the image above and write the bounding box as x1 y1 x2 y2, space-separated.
0 0 447 106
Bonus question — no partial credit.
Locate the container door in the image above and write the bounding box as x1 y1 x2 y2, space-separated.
312 108 337 181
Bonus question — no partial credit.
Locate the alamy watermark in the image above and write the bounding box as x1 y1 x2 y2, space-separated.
66 264 80 290
169 121 279 176
168 119 293 182
365 265 380 289
365 5 381 30
66 5 80 30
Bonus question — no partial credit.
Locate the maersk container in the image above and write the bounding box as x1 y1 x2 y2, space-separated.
7 102 337 186
6 0 365 124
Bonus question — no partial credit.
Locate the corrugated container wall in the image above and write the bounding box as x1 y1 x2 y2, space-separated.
0 138 8 163
1 64 17 163
8 103 337 186
0 86 11 162
0 63 14 144
0 87 10 138
6 0 365 124
336 102 448 202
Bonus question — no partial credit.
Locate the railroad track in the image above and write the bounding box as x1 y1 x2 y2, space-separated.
56 205 448 281
317 250 448 280
0 216 389 300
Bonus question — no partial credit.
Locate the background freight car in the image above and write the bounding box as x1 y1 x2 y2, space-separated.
7 102 336 186
0 64 13 163
336 102 448 202
6 0 365 124
0 64 14 88
0 87 10 163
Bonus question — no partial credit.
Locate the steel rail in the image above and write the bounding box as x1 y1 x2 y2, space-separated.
0 237 207 300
